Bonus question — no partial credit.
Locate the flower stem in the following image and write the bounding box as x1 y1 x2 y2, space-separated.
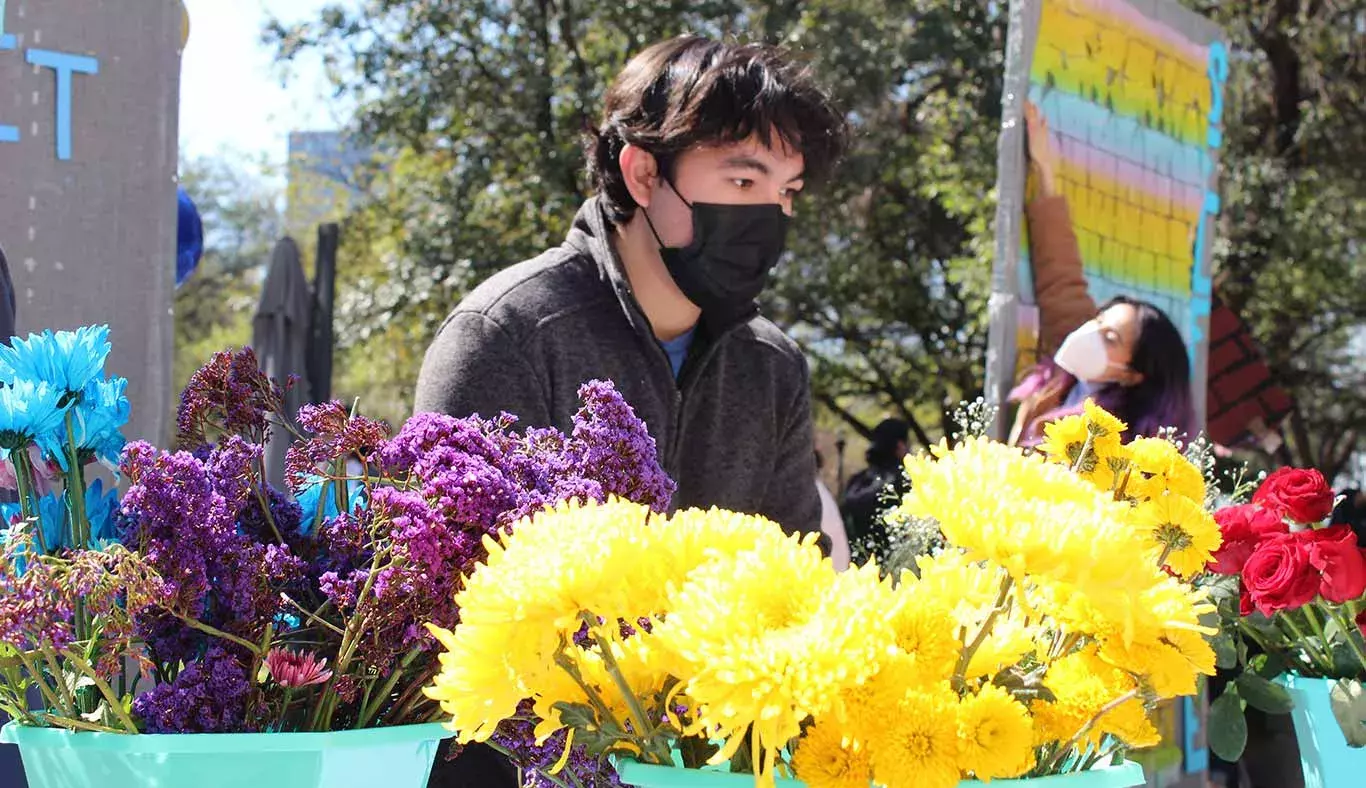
1326 605 1366 675
1278 612 1335 675
14 650 67 717
1044 689 1140 773
584 615 667 764
954 570 1014 689
172 612 264 656
11 448 38 526
355 646 423 729
39 646 76 714
60 650 139 733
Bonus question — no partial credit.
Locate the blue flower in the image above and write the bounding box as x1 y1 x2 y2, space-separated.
0 380 68 459
34 493 70 553
295 474 367 535
38 376 130 471
0 325 111 393
84 477 121 544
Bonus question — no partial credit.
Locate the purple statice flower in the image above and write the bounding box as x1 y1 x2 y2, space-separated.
491 704 624 788
316 512 370 572
319 568 367 609
136 610 204 667
121 438 305 651
237 484 305 545
207 435 264 515
133 645 256 733
285 401 389 492
175 348 283 448
341 488 484 664
205 541 305 634
378 411 508 478
0 559 74 651
119 441 235 611
421 455 521 534
564 380 674 512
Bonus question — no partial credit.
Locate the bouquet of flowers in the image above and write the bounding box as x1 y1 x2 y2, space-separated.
1205 465 1366 754
0 325 673 753
425 400 1222 788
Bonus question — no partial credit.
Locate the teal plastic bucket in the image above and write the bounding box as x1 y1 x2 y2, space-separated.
615 759 1145 788
1281 674 1366 788
0 721 448 788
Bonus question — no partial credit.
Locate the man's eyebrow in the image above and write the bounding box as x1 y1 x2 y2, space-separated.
720 155 806 183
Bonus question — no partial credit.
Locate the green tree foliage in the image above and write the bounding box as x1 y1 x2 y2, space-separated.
173 156 282 397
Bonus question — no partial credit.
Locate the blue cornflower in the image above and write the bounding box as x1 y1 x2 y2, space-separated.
0 325 111 393
34 493 70 553
84 477 121 545
295 474 367 536
38 376 130 471
0 380 68 460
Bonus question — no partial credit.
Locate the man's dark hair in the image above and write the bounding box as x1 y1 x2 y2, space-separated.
587 35 849 225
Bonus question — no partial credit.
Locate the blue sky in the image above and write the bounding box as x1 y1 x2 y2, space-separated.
180 1 355 176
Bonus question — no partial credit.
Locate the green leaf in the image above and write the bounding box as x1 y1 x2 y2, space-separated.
1329 679 1366 747
1213 631 1239 670
1236 672 1295 714
1208 689 1249 762
1252 652 1287 680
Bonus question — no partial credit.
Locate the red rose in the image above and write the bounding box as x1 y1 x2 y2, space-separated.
1300 525 1366 603
1255 467 1335 525
1242 535 1320 616
1211 504 1289 574
1356 608 1366 638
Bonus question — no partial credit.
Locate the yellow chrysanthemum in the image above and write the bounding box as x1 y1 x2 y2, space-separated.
425 621 534 742
957 684 1036 780
1127 437 1205 503
965 614 1039 680
1097 637 1199 700
1083 399 1128 445
911 551 1004 619
836 652 922 745
901 438 1159 625
1035 649 1160 750
1095 579 1217 699
457 499 669 634
793 720 873 788
886 589 962 686
868 689 963 788
655 546 890 780
1129 493 1222 578
1039 414 1090 468
1036 402 1129 493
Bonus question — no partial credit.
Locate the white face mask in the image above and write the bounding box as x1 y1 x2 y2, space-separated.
1055 323 1123 383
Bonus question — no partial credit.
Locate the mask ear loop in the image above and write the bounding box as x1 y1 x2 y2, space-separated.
640 161 690 250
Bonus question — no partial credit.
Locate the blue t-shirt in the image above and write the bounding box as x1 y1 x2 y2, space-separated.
659 329 695 379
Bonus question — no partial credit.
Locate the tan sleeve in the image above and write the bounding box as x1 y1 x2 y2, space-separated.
1026 195 1098 354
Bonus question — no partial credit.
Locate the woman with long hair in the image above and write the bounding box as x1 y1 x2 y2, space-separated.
1009 103 1196 445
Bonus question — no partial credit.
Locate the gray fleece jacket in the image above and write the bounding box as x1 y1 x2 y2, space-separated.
413 197 822 539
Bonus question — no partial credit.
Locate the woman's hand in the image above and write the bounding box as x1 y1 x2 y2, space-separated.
1025 101 1060 197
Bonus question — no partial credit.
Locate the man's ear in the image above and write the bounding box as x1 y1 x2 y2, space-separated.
619 144 660 209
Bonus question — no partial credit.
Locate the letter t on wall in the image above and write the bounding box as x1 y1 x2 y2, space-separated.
0 32 17 143
25 48 99 160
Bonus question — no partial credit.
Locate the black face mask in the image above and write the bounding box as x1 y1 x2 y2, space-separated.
644 180 790 323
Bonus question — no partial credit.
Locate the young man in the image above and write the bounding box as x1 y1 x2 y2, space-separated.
416 35 846 785
416 35 845 541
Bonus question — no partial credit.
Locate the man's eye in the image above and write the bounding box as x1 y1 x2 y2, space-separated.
732 179 754 189
780 187 802 199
